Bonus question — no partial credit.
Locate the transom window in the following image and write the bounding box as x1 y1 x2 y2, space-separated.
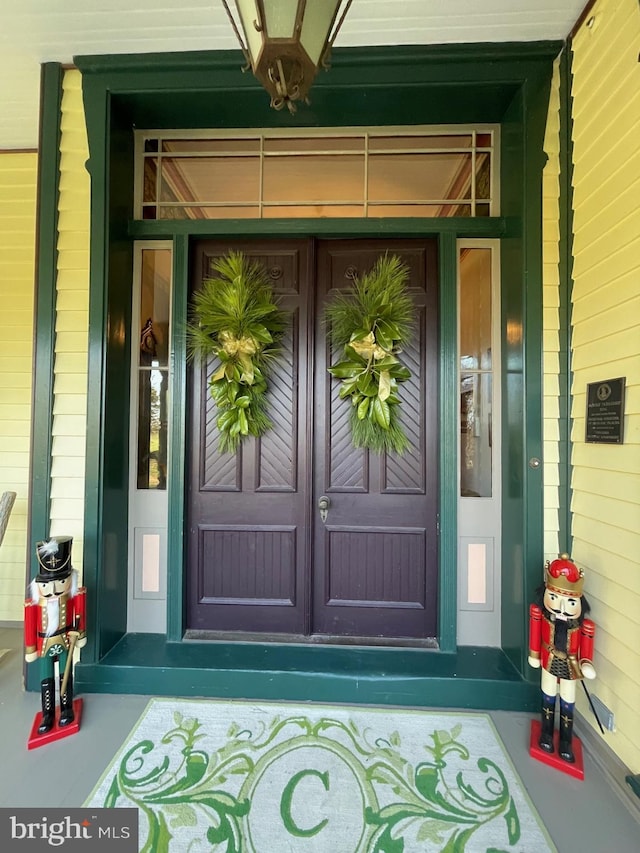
135 127 498 220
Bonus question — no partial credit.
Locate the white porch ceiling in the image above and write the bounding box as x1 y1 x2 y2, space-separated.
2 1 587 150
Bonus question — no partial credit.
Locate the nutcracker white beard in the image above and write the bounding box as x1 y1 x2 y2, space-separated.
43 597 60 636
30 570 79 637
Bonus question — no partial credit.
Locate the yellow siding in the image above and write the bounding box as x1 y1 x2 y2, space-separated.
50 70 90 571
0 152 37 621
570 0 640 771
542 57 561 562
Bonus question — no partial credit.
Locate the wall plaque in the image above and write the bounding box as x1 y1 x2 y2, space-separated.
585 377 625 444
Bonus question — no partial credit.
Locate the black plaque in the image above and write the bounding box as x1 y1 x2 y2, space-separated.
586 377 625 444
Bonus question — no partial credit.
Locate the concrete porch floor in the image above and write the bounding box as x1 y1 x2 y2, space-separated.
1 626 638 852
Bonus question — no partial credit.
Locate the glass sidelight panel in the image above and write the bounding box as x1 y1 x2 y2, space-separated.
460 373 492 497
137 369 168 489
459 246 493 498
137 248 171 490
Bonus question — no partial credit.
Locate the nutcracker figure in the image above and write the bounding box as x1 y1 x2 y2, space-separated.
528 554 595 763
24 536 87 734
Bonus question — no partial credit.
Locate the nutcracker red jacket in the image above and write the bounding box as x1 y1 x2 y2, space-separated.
529 603 595 680
24 587 87 658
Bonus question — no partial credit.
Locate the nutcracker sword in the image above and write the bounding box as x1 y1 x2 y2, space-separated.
581 681 605 735
60 615 81 697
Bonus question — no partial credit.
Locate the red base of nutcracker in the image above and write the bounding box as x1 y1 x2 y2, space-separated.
27 698 83 750
529 719 584 780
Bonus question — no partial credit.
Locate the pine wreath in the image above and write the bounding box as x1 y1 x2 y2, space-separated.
186 251 286 453
325 253 414 454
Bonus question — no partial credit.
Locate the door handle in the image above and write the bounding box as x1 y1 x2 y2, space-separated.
318 495 331 523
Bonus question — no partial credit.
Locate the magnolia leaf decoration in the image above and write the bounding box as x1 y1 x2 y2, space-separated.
325 254 414 454
186 251 286 453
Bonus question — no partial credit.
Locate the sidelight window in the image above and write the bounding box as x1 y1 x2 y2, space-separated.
135 248 172 490
459 246 494 498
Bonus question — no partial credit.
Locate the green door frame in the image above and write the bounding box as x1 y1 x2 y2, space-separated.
33 42 559 676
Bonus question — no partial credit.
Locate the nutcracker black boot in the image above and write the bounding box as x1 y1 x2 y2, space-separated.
538 692 556 753
59 670 75 727
38 677 56 734
559 699 576 763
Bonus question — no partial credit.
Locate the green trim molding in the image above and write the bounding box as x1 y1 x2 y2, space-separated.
437 232 458 653
166 234 189 642
499 64 555 675
82 97 135 664
26 63 64 692
129 218 505 241
64 42 560 699
557 46 575 556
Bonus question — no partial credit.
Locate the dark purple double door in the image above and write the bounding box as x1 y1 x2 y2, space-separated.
187 238 438 641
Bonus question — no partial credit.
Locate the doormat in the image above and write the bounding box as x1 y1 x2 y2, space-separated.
85 698 556 852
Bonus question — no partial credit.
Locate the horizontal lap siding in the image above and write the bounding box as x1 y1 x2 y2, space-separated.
542 58 561 561
0 152 37 620
570 0 640 771
50 70 90 573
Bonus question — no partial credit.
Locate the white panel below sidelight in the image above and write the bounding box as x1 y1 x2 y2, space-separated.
134 528 166 600
459 536 494 612
467 542 487 604
142 533 161 593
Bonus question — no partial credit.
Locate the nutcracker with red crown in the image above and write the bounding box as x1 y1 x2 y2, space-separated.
24 536 87 744
528 554 596 772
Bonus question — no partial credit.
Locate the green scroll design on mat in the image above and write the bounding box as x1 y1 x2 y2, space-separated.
101 712 522 853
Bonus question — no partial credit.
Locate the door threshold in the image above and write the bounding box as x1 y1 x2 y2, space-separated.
184 629 439 650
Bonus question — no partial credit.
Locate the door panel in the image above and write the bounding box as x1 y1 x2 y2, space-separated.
187 241 311 634
313 240 438 639
187 237 438 641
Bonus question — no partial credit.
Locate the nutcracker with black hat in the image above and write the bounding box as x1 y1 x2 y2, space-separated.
24 536 87 747
528 554 597 778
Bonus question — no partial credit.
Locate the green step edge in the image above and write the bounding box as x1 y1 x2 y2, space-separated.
75 635 539 712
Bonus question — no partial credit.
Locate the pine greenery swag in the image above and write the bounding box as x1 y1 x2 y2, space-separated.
325 254 414 454
186 252 286 453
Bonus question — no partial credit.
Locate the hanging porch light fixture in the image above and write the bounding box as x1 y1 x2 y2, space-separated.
220 0 354 113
